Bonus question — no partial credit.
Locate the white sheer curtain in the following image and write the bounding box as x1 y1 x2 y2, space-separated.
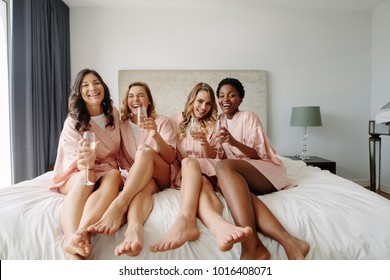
0 0 12 186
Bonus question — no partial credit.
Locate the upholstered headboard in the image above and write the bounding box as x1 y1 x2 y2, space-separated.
118 70 267 129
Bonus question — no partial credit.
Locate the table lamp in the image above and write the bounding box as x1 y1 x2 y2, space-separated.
381 101 390 109
290 106 322 160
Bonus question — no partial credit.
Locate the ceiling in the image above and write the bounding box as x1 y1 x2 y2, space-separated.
62 0 387 10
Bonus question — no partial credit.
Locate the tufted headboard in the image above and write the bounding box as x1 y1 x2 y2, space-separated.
118 70 267 129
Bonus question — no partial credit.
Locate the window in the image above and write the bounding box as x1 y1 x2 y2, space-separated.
0 0 12 185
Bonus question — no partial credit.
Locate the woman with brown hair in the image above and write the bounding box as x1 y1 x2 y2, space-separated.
87 81 176 257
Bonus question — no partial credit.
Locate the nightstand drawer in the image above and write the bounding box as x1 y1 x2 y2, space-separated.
285 156 336 174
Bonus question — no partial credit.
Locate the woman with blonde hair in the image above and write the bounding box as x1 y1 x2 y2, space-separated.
150 82 252 253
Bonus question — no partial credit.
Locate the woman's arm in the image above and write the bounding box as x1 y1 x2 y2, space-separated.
192 129 216 158
218 127 260 159
145 117 176 164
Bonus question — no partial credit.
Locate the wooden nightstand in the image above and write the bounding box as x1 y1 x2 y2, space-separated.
285 156 336 174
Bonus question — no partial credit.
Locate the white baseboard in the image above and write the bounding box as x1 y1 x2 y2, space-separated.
353 179 390 194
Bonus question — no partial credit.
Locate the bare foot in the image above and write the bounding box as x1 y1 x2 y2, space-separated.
211 218 253 251
149 215 200 252
283 237 310 260
87 201 127 235
115 224 144 257
64 229 91 258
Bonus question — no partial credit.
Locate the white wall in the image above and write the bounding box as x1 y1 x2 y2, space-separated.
69 3 374 183
372 1 390 189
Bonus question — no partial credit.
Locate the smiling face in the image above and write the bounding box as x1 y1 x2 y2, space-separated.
192 89 213 119
80 73 105 109
217 84 243 119
127 85 150 116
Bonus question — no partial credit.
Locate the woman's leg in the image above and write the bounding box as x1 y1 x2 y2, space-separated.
59 171 95 259
65 169 122 257
149 157 202 252
251 194 310 259
115 179 159 256
216 159 275 259
197 177 253 252
88 149 170 235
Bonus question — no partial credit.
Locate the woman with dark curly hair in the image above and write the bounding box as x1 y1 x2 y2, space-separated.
214 77 310 259
50 69 122 260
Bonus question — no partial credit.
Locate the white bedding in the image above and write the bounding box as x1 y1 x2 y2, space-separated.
1 156 389 260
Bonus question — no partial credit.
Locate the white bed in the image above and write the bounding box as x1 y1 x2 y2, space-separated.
1 157 390 260
1 70 390 260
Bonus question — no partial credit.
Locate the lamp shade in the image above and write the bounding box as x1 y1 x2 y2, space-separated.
381 101 390 110
290 106 322 127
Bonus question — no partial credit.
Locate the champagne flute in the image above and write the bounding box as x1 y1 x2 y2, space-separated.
213 119 224 160
137 106 150 150
190 117 200 158
83 131 96 186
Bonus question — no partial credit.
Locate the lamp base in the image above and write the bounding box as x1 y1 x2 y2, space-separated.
295 154 311 160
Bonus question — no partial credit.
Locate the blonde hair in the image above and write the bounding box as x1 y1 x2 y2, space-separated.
120 81 156 121
178 82 218 141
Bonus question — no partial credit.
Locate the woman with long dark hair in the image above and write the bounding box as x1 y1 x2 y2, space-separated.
50 69 122 259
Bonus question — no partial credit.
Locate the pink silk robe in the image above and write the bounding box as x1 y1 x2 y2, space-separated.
50 107 121 191
219 111 292 190
169 112 217 188
117 114 176 173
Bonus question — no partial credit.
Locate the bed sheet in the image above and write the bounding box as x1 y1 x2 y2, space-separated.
1 157 390 260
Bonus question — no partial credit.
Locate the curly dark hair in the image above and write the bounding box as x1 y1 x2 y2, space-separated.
68 69 115 132
216 77 245 99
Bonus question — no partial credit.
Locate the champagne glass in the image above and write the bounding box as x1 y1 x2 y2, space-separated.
189 117 200 158
83 131 96 186
137 106 150 150
213 119 224 160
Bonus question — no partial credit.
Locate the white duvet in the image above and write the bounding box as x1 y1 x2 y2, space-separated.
1 156 390 260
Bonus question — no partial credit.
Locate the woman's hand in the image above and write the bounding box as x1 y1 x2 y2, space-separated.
192 128 215 158
77 138 97 170
217 127 260 159
142 117 158 138
192 129 209 146
217 127 239 147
